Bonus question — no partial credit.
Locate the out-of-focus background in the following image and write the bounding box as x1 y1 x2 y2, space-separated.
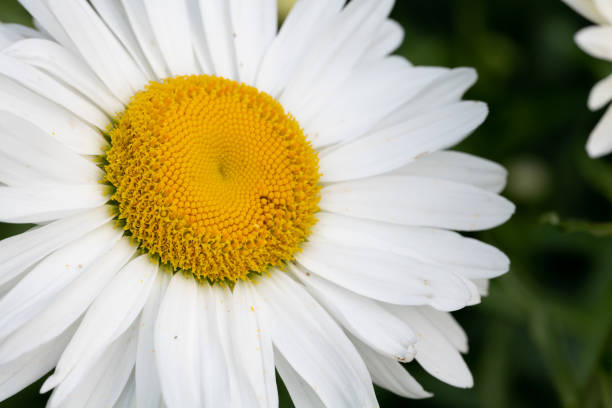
1 0 611 407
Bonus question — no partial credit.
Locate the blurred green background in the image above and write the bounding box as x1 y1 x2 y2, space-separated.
1 0 612 407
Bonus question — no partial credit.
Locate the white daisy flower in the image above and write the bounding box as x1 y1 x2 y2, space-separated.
564 0 612 157
0 1 515 407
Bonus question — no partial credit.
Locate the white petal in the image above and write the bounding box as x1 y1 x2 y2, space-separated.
0 321 76 403
575 25 612 61
229 0 277 85
385 305 473 388
50 323 138 408
255 0 346 97
47 0 148 103
255 270 378 407
0 206 114 286
143 0 199 76
17 0 75 49
351 336 431 399
0 53 109 129
155 273 202 408
199 0 238 80
562 0 606 23
0 75 107 155
280 0 395 115
274 350 325 408
185 0 214 74
594 0 612 22
303 60 446 148
360 19 405 64
291 264 417 361
135 271 170 408
0 184 109 223
473 279 489 296
120 0 170 79
115 372 136 408
418 307 468 353
588 72 612 110
0 238 136 364
376 67 479 129
90 0 155 79
318 102 488 182
0 222 123 341
296 239 473 311
320 175 515 231
391 151 507 194
198 285 231 408
4 38 125 116
230 281 278 408
587 102 612 157
41 255 158 398
0 111 104 186
0 23 43 49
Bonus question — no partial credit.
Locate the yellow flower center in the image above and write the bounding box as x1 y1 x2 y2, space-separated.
104 75 320 282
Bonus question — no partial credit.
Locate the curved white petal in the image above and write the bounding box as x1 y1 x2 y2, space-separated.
0 206 114 286
0 184 109 224
274 350 325 408
0 238 136 364
588 72 612 111
255 270 379 408
115 372 136 408
575 25 612 61
562 0 606 23
0 53 109 129
0 111 103 186
4 38 125 116
418 307 468 353
47 0 148 103
0 321 76 403
229 0 277 85
291 264 417 361
320 175 515 231
17 0 75 49
135 270 170 408
0 223 122 340
360 19 405 64
318 102 488 182
49 323 138 408
155 273 202 408
0 75 107 155
143 0 199 76
230 281 278 408
199 0 238 80
296 239 473 311
351 337 432 399
385 304 473 388
256 0 346 97
41 255 158 399
587 102 612 157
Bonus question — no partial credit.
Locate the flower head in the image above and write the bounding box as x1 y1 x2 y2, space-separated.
0 1 514 407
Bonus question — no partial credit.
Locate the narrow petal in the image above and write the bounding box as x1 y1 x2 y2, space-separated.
296 239 473 311
4 38 125 116
318 102 488 182
291 264 417 361
0 206 114 286
0 322 76 403
47 0 148 103
351 336 432 399
0 75 107 155
320 175 515 231
274 350 326 408
587 103 612 157
0 238 136 364
561 0 607 23
17 0 75 49
229 0 277 85
0 53 109 129
231 281 278 408
418 307 468 353
588 72 612 110
115 372 136 408
135 271 170 408
143 0 199 76
385 305 473 388
155 273 202 408
41 255 158 398
575 25 612 61
199 0 239 80
0 111 104 186
48 323 138 408
360 19 405 64
0 184 109 224
256 0 346 97
391 151 508 194
0 223 123 341
255 270 379 407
